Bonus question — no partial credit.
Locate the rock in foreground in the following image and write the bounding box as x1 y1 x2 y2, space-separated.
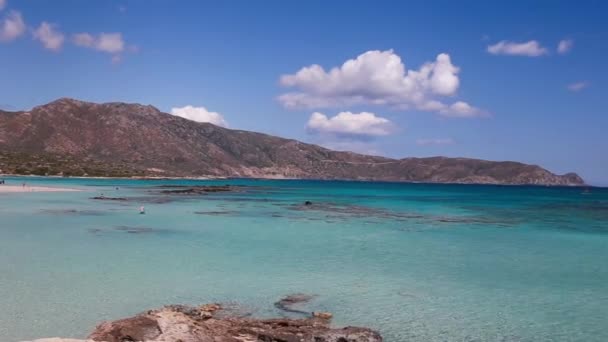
24 339 95 342
84 303 381 342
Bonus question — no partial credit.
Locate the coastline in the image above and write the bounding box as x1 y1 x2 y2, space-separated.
0 173 592 187
0 185 82 193
0 173 223 181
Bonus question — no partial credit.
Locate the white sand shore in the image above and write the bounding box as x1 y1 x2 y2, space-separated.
0 185 81 193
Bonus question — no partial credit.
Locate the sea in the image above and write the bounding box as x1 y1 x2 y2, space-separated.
0 176 606 341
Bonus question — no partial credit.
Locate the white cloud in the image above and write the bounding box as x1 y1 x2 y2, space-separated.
73 32 94 46
307 111 395 138
0 10 25 42
567 81 589 92
557 39 573 54
73 32 125 53
416 138 455 146
279 50 477 116
73 32 128 63
0 0 6 11
33 22 64 51
487 40 548 57
439 101 485 118
96 33 124 53
170 105 228 127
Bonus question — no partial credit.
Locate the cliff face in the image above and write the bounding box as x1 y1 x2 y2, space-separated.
0 98 584 185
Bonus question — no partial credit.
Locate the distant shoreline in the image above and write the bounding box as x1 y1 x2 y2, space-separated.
0 173 223 181
0 173 599 188
0 185 82 193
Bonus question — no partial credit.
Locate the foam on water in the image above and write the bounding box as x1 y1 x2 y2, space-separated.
0 177 607 341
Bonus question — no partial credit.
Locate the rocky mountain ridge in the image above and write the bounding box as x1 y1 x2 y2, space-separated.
0 98 584 185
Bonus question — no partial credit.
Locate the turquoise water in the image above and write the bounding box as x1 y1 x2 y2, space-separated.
0 177 607 341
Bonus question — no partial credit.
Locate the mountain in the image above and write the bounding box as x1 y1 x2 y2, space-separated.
0 98 584 185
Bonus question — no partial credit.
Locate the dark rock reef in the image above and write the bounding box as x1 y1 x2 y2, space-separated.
83 303 382 342
0 98 584 185
274 293 317 316
90 196 128 201
158 185 237 195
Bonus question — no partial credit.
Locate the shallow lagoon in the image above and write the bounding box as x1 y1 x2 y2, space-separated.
0 177 607 341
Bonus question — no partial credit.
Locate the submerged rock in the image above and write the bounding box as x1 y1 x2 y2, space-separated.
88 226 170 236
85 303 382 342
41 209 107 216
90 196 128 201
113 226 164 234
159 185 237 195
193 210 237 216
288 201 424 221
274 293 316 315
313 312 334 320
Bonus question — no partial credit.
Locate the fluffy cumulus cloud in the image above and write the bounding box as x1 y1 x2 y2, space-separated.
557 39 573 54
567 81 589 92
487 40 548 57
73 32 125 53
307 111 395 138
72 32 131 63
279 50 480 117
439 101 485 118
72 32 94 47
170 105 228 127
416 138 455 146
0 10 25 42
0 2 136 63
33 22 64 51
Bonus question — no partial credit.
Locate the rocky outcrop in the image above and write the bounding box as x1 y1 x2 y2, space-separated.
24 339 94 342
84 303 382 342
0 98 584 185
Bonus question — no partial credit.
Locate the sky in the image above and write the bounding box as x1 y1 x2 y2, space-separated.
0 0 607 184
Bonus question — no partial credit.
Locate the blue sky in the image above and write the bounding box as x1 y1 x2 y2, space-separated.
0 0 607 184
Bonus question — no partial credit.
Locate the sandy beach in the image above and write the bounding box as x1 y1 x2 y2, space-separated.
0 185 81 193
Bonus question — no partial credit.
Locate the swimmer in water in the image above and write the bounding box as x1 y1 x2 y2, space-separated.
139 206 145 214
